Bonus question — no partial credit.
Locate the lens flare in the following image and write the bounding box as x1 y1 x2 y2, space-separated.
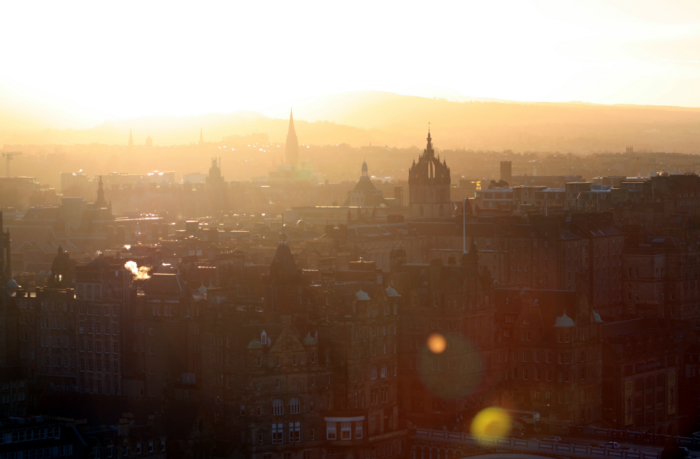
427 333 447 354
470 407 512 442
417 332 482 400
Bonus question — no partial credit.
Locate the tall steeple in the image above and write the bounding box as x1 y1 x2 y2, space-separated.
285 109 299 166
361 159 368 178
128 129 134 147
96 176 107 208
199 128 204 144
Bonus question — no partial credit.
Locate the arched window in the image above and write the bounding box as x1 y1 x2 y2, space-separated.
381 364 388 378
272 399 284 416
289 397 301 414
371 365 377 380
261 331 267 345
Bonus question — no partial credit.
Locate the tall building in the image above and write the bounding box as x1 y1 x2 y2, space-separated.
285 110 299 166
128 129 134 147
408 132 451 218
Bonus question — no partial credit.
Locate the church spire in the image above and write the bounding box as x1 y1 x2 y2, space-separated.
96 176 107 208
285 109 299 165
199 127 203 144
128 129 134 147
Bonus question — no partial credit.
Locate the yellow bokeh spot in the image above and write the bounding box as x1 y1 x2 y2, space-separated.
427 333 447 354
470 407 512 441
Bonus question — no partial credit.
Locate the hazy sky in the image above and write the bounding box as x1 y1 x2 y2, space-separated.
2 0 700 120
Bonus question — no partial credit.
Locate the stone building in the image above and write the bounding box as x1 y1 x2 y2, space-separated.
457 213 625 319
601 318 683 434
408 132 451 218
493 283 604 427
622 235 700 325
124 272 204 399
389 246 496 429
74 257 131 395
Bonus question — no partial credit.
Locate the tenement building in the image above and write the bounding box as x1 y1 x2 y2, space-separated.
601 318 683 434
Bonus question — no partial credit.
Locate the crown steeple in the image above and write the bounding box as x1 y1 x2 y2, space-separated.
424 129 434 158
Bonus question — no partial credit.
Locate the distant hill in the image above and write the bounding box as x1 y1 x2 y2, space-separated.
4 89 700 152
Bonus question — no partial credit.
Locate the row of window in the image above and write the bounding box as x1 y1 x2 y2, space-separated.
0 445 72 459
0 427 60 444
79 339 120 354
326 421 363 440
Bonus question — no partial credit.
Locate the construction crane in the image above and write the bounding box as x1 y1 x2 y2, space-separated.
2 152 22 177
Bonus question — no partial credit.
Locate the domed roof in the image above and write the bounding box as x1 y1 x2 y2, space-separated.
385 286 399 298
247 338 264 350
197 283 207 295
303 333 317 346
554 311 575 328
355 289 370 301
7 278 19 289
592 310 603 323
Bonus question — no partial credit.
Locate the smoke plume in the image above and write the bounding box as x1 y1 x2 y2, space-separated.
125 261 150 280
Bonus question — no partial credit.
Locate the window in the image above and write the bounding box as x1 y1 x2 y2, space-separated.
273 399 284 416
272 423 284 444
355 421 363 439
259 433 264 445
381 364 387 378
341 422 352 440
289 397 301 414
289 421 301 442
371 365 377 380
327 421 337 440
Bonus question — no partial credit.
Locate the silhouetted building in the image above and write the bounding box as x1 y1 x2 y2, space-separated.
408 132 451 218
285 110 299 166
344 161 386 207
500 161 512 184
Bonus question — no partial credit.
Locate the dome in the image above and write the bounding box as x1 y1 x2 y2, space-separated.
198 284 207 295
303 333 317 346
355 290 370 301
7 278 19 290
385 286 400 298
592 310 603 323
554 311 575 328
247 338 264 350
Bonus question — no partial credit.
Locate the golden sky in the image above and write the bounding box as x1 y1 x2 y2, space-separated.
2 0 700 123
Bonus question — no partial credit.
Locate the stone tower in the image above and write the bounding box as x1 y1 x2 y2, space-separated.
285 110 299 166
408 131 451 217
